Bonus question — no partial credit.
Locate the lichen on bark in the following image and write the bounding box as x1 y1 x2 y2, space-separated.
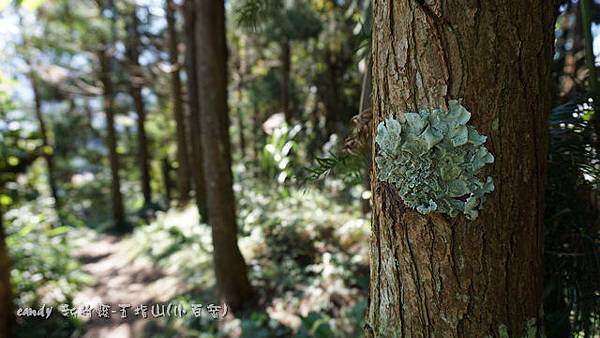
375 100 494 219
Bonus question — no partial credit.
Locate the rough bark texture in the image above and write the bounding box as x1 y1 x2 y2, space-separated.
99 49 127 232
194 0 254 311
30 73 60 211
127 9 152 207
182 0 208 221
366 1 556 337
166 0 191 205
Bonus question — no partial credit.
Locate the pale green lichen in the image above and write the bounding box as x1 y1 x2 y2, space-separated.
375 100 494 220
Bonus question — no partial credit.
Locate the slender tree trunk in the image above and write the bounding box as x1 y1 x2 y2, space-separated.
127 9 152 208
237 107 246 160
281 38 291 124
161 156 173 207
237 61 247 160
324 49 341 136
182 0 207 221
0 206 13 338
359 58 372 215
99 49 127 232
85 100 99 138
194 0 254 311
366 1 556 337
166 0 191 205
252 100 262 164
30 73 60 210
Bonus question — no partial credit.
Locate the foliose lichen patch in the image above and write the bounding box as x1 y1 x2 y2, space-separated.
375 100 494 220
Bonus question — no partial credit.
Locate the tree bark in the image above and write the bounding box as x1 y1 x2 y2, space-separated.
161 156 173 207
30 72 61 211
127 9 153 208
323 49 342 136
359 57 372 215
236 46 247 160
166 0 191 205
366 1 556 337
252 100 261 164
281 38 291 124
99 49 127 232
194 0 254 311
182 0 207 221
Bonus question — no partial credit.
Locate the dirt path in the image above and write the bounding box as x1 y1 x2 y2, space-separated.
72 235 182 338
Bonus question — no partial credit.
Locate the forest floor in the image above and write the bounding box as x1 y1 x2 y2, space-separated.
54 197 370 338
71 234 184 338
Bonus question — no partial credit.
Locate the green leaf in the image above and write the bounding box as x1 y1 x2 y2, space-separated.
47 226 69 237
0 194 12 206
7 156 19 166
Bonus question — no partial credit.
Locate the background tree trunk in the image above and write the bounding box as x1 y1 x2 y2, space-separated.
183 0 207 221
281 38 291 124
323 49 342 136
359 57 372 215
194 0 254 311
236 47 247 160
252 100 262 164
166 0 191 205
30 72 60 211
127 8 152 208
161 156 173 207
366 1 556 337
99 49 127 232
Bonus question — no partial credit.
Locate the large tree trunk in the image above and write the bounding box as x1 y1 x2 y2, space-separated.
194 0 254 311
366 1 556 337
99 49 127 232
127 9 153 208
182 0 207 221
0 206 13 338
30 73 60 211
166 0 191 205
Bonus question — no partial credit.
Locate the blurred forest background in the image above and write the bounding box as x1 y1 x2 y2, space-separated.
0 0 598 337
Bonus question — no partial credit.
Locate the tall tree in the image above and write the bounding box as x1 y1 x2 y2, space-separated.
126 8 153 208
365 1 556 337
99 46 127 232
195 0 254 311
280 38 291 123
166 0 191 205
182 0 207 220
29 71 61 210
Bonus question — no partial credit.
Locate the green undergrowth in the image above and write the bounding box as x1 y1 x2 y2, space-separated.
128 183 370 337
6 197 93 337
